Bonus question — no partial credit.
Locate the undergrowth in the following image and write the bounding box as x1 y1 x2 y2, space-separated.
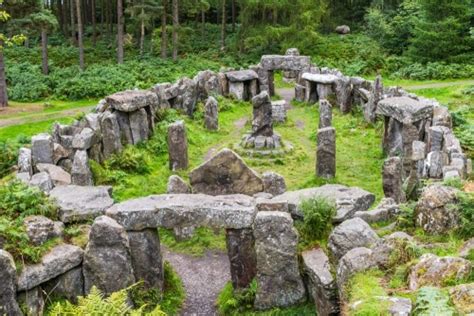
159 227 226 257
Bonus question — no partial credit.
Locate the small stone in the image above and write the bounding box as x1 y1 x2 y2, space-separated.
354 198 399 224
167 175 191 194
29 172 54 193
335 25 350 34
167 121 188 171
36 163 71 186
262 171 286 196
24 215 61 246
256 198 289 212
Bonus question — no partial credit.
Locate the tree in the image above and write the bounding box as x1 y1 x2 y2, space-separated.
117 0 124 63
0 0 26 107
125 0 161 56
30 9 58 75
220 0 226 49
75 0 85 70
172 0 178 61
161 0 167 58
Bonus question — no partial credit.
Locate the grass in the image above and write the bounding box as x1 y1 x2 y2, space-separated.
159 227 227 257
0 117 75 143
0 99 97 120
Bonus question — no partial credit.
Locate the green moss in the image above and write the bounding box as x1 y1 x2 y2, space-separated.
159 227 226 257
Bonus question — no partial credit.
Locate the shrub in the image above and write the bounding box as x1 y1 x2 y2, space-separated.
454 192 474 238
296 197 336 243
106 146 150 174
217 280 257 315
390 61 474 80
396 202 417 230
413 287 457 316
0 141 18 178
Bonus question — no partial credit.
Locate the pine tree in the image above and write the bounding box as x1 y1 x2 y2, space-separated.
29 9 59 75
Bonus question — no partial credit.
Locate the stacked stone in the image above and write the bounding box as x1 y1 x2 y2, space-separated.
316 99 336 179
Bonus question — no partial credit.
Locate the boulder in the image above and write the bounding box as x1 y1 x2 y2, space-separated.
383 157 406 203
316 127 336 179
262 171 286 196
43 267 84 304
24 215 63 246
17 244 84 291
226 228 257 289
225 70 258 82
50 185 114 223
18 147 33 175
354 198 399 224
128 229 164 290
273 184 375 222
0 250 22 316
167 120 188 171
83 216 135 295
72 127 97 150
414 184 459 234
459 238 474 258
376 97 433 125
335 25 350 34
32 133 54 165
29 172 54 193
336 247 377 300
371 232 415 269
408 254 471 290
106 193 256 231
85 113 102 132
17 287 44 316
302 73 338 84
106 90 158 112
100 112 123 159
16 172 31 183
302 248 339 316
253 211 306 310
167 175 191 194
328 217 379 260
204 96 219 130
189 148 264 196
71 150 93 186
449 283 474 315
36 163 71 186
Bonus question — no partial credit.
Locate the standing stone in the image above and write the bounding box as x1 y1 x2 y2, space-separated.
226 228 257 289
428 126 444 152
319 99 333 128
253 212 306 310
32 133 54 165
262 171 287 196
83 216 135 296
167 121 188 171
302 248 340 316
316 127 336 179
364 75 383 123
295 84 306 102
167 175 191 194
100 112 123 159
129 108 150 144
0 250 22 316
18 147 33 176
251 91 273 137
204 96 219 130
128 229 164 291
383 157 406 203
427 151 446 178
115 111 134 145
335 77 352 114
71 150 93 186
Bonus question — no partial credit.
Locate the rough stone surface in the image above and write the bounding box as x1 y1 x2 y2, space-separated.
0 250 22 316
83 216 135 295
302 248 339 316
449 283 474 315
302 73 338 84
167 175 191 194
29 171 54 193
107 193 256 231
260 55 311 71
262 171 286 196
167 120 188 171
24 215 62 246
106 90 158 112
37 163 71 186
72 127 96 150
226 69 258 82
328 217 379 260
43 267 84 304
17 244 84 291
319 99 333 128
364 75 383 123
18 147 33 175
376 97 433 124
50 185 114 223
336 247 377 299
189 148 264 196
316 127 336 179
383 157 406 203
32 133 54 165
459 238 474 258
335 25 350 34
354 198 399 224
226 228 257 289
71 150 93 186
204 96 219 130
408 254 471 290
251 91 273 137
16 172 31 183
335 77 352 113
271 100 287 123
100 112 123 159
412 140 426 161
128 229 164 290
273 184 375 222
253 211 306 310
129 108 150 144
414 184 459 234
17 287 44 316
426 150 447 178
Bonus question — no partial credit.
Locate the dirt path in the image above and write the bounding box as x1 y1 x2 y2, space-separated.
162 247 230 316
401 80 474 90
0 106 94 128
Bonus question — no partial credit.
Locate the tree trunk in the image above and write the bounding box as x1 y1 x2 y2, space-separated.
70 0 76 44
221 0 226 49
161 0 167 58
76 0 85 70
41 28 49 75
92 0 96 46
201 9 205 39
231 0 235 32
117 0 124 63
58 0 65 35
0 46 8 108
172 0 178 61
139 9 145 57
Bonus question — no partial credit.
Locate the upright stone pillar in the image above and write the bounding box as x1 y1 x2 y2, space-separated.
129 108 150 144
167 121 189 171
226 229 257 290
0 250 22 316
316 127 336 179
319 99 333 129
71 150 93 186
204 96 219 130
364 74 383 123
252 91 273 137
335 76 352 114
253 212 306 310
383 157 406 203
100 112 123 159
